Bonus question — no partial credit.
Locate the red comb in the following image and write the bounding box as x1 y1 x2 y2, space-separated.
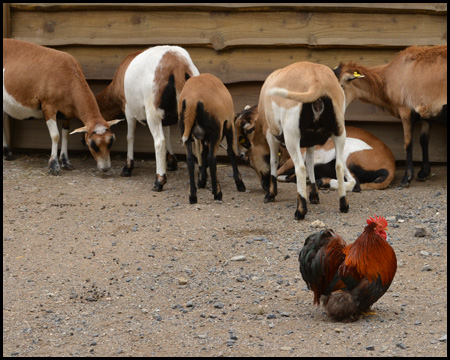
367 215 388 228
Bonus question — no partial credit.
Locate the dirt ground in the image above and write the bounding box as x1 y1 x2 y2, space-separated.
3 152 447 357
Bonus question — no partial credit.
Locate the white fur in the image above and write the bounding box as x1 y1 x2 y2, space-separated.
123 46 199 178
3 69 43 120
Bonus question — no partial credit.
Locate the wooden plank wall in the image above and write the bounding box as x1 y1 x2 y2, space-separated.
3 3 448 162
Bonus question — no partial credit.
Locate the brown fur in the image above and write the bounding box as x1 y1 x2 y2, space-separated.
178 73 245 203
3 38 120 171
336 45 447 186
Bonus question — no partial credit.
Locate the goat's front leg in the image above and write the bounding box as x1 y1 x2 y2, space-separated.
225 126 246 192
163 125 178 171
332 133 349 213
400 109 414 187
60 119 74 170
305 146 319 204
417 120 431 181
208 143 222 201
198 142 209 189
121 117 136 177
147 113 167 191
45 116 61 176
185 138 198 204
264 133 279 203
3 113 13 160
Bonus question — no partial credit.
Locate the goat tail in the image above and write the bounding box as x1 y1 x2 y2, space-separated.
269 87 325 104
180 99 198 144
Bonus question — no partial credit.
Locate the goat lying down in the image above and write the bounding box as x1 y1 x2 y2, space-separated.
178 73 246 204
3 39 122 174
236 105 395 191
258 61 354 220
334 45 447 187
96 45 199 191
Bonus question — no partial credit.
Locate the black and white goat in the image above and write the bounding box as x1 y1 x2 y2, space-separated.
258 61 355 220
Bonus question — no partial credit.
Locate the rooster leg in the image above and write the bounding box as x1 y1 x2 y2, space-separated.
361 310 377 316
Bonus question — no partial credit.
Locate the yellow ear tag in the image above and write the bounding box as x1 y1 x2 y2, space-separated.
353 71 362 77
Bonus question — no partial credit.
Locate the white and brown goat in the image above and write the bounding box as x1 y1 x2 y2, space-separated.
96 45 200 191
3 39 122 174
236 105 395 191
178 73 246 203
258 61 354 220
334 45 447 187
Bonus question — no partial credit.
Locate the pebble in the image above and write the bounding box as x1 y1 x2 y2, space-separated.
414 226 427 237
439 334 447 342
422 264 432 271
396 342 407 349
365 345 375 351
230 255 246 261
178 278 188 285
311 220 326 228
214 302 225 309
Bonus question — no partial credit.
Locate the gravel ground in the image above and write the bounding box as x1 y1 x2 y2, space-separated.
3 153 447 357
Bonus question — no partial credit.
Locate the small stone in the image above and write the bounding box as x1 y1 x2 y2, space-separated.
396 342 407 349
366 345 375 351
214 302 225 309
178 278 188 285
438 334 447 342
266 313 277 319
422 264 432 271
414 226 427 237
230 255 246 261
311 220 326 228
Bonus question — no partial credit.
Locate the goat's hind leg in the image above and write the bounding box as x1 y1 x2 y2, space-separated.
417 120 431 181
3 113 14 160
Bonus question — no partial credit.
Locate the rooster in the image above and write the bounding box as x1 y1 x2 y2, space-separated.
299 215 397 321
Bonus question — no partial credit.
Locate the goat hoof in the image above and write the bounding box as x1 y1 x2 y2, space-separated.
48 159 60 176
198 179 207 189
264 193 275 203
236 180 246 192
3 147 14 160
294 209 306 220
121 166 133 177
153 183 164 192
167 155 178 171
61 161 75 171
416 169 430 182
189 195 197 204
214 191 223 201
339 196 349 213
309 193 320 204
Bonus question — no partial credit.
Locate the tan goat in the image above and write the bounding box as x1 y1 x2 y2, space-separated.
3 39 122 174
178 73 246 203
259 61 354 220
334 45 447 187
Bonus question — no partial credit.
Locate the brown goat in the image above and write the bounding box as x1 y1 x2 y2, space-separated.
334 45 447 187
178 73 246 203
3 39 122 174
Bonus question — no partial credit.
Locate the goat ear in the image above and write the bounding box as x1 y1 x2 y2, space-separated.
348 71 365 81
70 126 88 135
108 118 125 127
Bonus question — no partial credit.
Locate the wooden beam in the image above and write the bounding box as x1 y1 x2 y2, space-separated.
11 10 446 49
